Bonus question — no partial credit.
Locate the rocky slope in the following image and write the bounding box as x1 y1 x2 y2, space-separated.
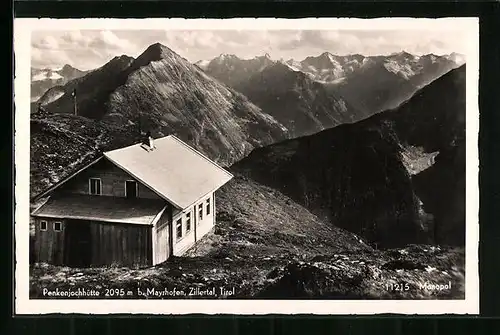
232 65 466 248
202 51 461 133
30 112 144 198
387 65 466 246
30 175 465 299
36 55 136 115
37 43 288 167
288 51 461 114
233 62 368 138
203 53 275 89
203 54 369 138
31 64 88 102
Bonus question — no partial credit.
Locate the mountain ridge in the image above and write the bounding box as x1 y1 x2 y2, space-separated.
294 51 462 113
34 42 289 175
232 65 466 248
31 64 89 102
235 61 368 138
201 51 462 116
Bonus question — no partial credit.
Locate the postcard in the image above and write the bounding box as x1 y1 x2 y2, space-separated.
14 17 479 314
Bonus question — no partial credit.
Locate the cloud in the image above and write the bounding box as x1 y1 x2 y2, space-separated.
31 29 467 70
31 30 137 70
275 30 466 59
31 47 71 69
89 30 135 51
31 35 60 50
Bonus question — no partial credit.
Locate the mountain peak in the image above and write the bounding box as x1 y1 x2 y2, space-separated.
61 64 75 71
423 53 438 58
109 55 135 67
130 43 180 69
218 53 238 60
254 53 274 65
319 51 333 57
318 52 336 62
141 42 176 60
419 53 440 63
210 53 240 66
391 50 414 60
446 52 466 66
300 52 341 70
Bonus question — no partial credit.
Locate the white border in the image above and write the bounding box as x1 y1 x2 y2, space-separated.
14 18 479 315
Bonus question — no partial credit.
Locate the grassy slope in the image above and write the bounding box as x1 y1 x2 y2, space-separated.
30 175 464 299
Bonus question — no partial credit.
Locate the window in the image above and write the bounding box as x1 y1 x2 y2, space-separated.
125 180 137 199
40 220 47 231
89 178 102 195
176 218 182 239
186 212 191 232
198 203 203 221
206 197 211 215
54 221 62 232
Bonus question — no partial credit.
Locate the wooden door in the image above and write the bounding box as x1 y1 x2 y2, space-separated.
155 224 170 264
64 219 92 267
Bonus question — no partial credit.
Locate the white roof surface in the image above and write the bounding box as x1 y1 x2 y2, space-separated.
104 135 233 209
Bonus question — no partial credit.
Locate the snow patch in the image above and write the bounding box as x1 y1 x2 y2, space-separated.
195 60 210 70
32 71 63 81
284 63 301 72
383 60 416 80
49 72 63 80
41 91 65 105
331 77 346 84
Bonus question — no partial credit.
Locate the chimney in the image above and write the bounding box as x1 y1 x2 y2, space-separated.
141 130 155 151
149 134 155 149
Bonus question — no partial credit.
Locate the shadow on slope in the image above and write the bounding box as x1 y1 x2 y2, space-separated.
232 65 466 248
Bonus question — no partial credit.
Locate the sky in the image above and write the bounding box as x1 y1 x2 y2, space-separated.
31 29 468 70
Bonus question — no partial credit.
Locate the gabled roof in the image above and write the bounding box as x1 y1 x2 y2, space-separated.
103 135 233 209
33 135 234 209
32 194 166 226
33 156 104 201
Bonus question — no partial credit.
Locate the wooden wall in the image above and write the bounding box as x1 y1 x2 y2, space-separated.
33 218 152 267
90 221 152 267
153 207 172 265
33 218 66 265
58 159 161 200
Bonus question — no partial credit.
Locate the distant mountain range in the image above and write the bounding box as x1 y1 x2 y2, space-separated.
33 43 289 176
33 49 463 143
197 53 275 89
232 65 466 248
31 64 88 102
197 54 368 138
232 62 368 138
200 51 464 115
